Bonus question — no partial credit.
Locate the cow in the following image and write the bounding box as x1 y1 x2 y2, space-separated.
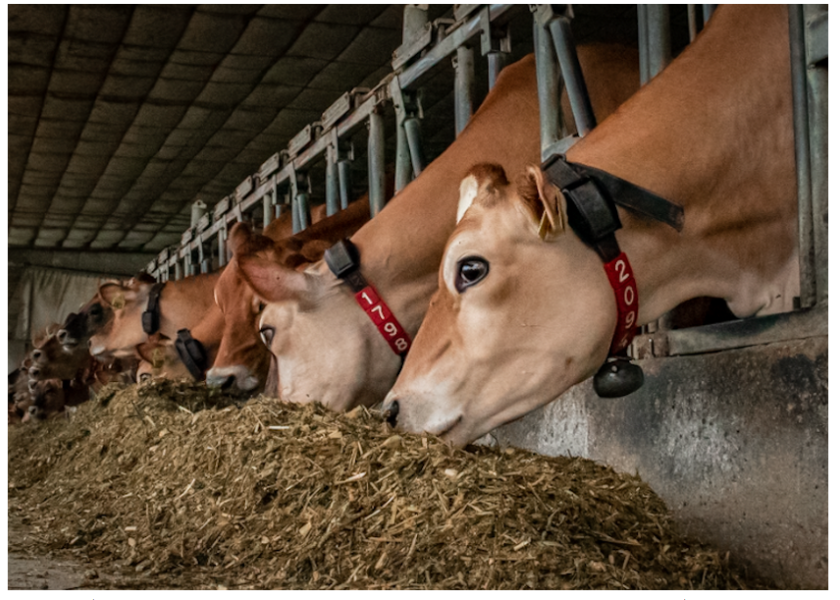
205 195 373 393
384 5 798 447
235 45 641 411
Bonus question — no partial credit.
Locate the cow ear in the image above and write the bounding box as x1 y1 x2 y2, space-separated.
237 255 317 305
99 282 132 309
517 165 567 241
228 222 253 256
457 163 509 224
136 334 171 368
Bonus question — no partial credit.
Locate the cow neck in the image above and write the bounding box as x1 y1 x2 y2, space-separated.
564 4 793 324
349 55 542 335
155 271 223 338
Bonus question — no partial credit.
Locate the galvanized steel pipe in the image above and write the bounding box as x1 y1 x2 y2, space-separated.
547 15 596 136
534 19 561 160
454 45 475 136
325 144 340 217
404 117 425 177
788 4 816 308
368 109 387 216
645 4 671 79
338 159 352 210
395 119 412 193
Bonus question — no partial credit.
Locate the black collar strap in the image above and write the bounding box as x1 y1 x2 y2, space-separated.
324 239 412 358
174 328 208 380
542 154 684 356
542 154 683 260
142 282 166 335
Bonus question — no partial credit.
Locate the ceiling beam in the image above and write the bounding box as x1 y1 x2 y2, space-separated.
8 248 157 278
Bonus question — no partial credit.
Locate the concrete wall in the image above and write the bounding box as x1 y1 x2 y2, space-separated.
491 335 828 589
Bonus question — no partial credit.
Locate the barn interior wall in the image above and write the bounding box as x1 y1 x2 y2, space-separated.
491 335 828 590
7 266 106 372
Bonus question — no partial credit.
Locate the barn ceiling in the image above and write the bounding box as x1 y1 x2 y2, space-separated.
7 4 415 258
7 4 650 275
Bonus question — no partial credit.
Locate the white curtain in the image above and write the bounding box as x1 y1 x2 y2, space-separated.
8 267 105 372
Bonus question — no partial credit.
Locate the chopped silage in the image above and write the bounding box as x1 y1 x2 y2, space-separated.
8 380 766 590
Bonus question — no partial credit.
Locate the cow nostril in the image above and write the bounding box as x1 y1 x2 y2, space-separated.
32 350 42 361
57 330 67 343
30 367 40 378
384 400 399 428
28 406 37 415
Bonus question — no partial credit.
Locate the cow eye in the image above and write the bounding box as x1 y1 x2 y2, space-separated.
455 257 489 293
260 326 275 347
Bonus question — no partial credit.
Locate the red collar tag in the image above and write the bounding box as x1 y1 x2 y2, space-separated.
353 285 412 356
603 251 639 354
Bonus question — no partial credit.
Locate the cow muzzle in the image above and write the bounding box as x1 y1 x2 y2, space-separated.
205 366 259 393
383 399 399 427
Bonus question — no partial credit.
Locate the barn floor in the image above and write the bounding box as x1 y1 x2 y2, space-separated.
8 380 774 590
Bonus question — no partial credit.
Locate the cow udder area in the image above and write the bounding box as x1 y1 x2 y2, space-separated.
8 380 774 590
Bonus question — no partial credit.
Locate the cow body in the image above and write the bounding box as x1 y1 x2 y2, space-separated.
386 5 797 446
239 46 640 411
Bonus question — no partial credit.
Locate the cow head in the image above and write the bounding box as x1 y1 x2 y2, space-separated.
58 292 114 349
236 245 401 411
205 222 275 393
384 164 620 446
135 333 193 382
27 379 69 421
29 324 92 381
88 274 157 360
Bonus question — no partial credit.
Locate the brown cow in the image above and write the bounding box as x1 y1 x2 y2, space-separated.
206 196 372 393
385 5 798 446
237 45 640 411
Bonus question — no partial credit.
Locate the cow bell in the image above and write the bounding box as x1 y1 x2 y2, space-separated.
593 357 644 398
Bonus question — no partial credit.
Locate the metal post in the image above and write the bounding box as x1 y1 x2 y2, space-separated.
546 14 596 137
217 229 227 268
646 4 671 78
637 4 650 85
404 117 425 177
687 4 698 43
453 45 475 136
804 4 828 305
702 4 716 25
338 158 352 210
262 192 272 228
174 260 182 281
488 51 506 89
533 18 562 161
395 116 412 193
325 143 340 216
292 172 310 234
368 108 387 216
788 4 816 309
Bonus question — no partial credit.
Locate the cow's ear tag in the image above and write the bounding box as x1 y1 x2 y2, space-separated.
111 294 125 310
593 357 644 398
151 348 164 369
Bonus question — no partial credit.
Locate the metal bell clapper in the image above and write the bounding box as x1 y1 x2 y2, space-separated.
593 356 644 398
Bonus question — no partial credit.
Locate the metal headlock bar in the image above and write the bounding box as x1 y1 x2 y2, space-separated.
148 4 520 282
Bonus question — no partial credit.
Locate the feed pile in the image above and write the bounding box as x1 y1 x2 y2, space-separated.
8 381 762 590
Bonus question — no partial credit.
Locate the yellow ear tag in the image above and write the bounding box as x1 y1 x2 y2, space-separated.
151 348 164 369
112 294 125 310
